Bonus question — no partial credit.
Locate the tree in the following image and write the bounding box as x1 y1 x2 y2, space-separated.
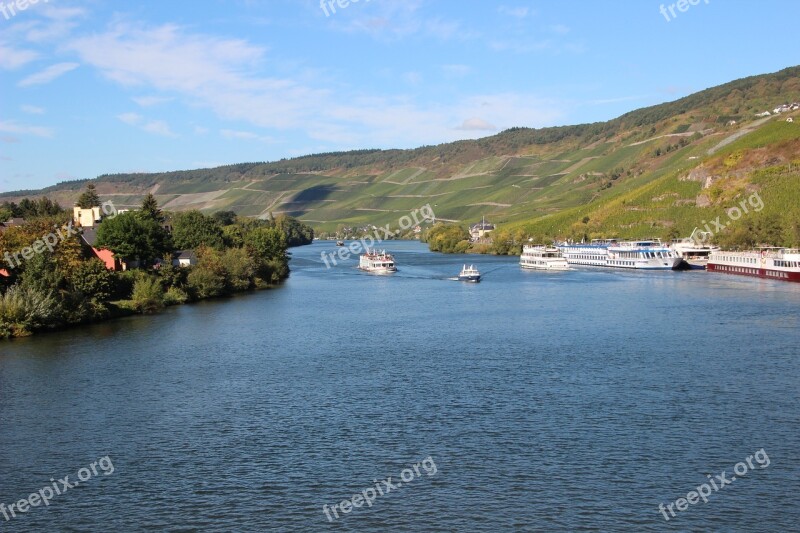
244 227 288 283
140 193 165 223
244 227 286 261
69 259 116 302
95 212 168 264
136 195 172 259
424 223 471 254
172 210 225 250
221 247 256 291
212 210 238 226
274 214 314 246
0 205 12 222
187 246 228 298
77 184 101 208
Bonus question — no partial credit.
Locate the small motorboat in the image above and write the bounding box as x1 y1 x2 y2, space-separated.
457 265 481 283
336 241 345 246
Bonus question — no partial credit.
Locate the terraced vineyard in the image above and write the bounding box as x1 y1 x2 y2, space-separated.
3 66 800 240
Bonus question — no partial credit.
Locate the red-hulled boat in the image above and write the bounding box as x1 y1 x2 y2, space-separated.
707 248 800 282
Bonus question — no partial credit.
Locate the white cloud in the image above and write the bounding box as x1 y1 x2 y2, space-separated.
18 62 80 87
117 112 143 126
117 112 176 137
65 22 564 151
221 129 273 143
551 24 570 35
21 104 45 115
0 44 39 70
143 120 176 137
24 7 86 43
455 118 497 131
0 120 54 138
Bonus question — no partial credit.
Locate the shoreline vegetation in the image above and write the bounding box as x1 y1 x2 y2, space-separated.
0 188 313 340
421 213 800 257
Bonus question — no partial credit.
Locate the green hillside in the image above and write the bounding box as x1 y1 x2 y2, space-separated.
3 66 800 242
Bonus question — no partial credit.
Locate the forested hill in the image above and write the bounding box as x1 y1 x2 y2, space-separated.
4 66 800 238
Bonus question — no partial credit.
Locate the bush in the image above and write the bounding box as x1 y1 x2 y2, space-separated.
163 286 189 306
0 285 59 337
70 259 116 302
130 274 164 314
221 247 256 291
157 263 188 290
186 247 228 299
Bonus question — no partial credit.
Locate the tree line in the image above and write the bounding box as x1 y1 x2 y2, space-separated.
0 186 313 338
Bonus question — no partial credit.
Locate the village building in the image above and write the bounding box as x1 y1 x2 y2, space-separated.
470 219 496 241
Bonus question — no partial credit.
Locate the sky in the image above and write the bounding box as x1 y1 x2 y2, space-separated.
1 0 799 192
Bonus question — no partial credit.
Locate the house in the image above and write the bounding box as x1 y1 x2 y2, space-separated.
0 218 25 234
173 250 198 268
79 227 122 271
73 206 103 228
755 111 771 117
470 219 495 241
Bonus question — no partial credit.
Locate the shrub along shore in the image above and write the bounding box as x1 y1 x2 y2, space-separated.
0 188 313 339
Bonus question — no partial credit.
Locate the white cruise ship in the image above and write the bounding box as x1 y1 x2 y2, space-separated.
558 239 617 267
520 245 569 271
607 240 682 270
558 239 681 270
670 238 718 270
708 248 800 282
358 249 397 273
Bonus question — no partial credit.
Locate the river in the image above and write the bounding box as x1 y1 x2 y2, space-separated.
1 241 798 531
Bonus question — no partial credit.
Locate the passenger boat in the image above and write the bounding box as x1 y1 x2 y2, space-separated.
670 231 718 270
457 265 481 282
607 240 682 270
558 239 681 270
558 239 617 267
707 248 800 282
520 245 569 271
358 249 397 273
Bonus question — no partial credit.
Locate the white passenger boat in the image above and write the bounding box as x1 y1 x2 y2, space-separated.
558 239 680 270
708 248 800 282
670 231 719 270
520 245 570 271
558 239 617 267
607 240 682 270
359 249 397 273
457 265 481 282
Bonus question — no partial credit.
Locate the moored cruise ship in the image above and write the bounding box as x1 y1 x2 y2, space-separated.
358 249 397 273
670 237 718 270
558 239 617 267
520 245 570 271
607 240 682 270
707 248 800 282
558 239 680 270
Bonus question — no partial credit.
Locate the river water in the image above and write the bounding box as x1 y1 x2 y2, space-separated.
1 241 798 531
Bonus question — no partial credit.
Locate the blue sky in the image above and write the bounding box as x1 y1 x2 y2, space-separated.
1 0 799 192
